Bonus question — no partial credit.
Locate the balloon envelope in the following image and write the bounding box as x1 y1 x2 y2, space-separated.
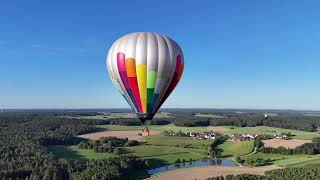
106 32 184 122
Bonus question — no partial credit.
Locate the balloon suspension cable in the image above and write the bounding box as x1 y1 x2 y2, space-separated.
140 118 150 136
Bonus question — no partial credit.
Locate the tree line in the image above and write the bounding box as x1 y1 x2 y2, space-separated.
260 137 320 155
78 136 139 154
0 112 147 179
156 114 320 133
206 164 320 180
210 115 320 132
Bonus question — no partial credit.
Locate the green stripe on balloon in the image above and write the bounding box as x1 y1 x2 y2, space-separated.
147 71 157 113
147 88 155 112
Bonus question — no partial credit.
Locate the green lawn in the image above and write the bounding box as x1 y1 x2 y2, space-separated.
127 145 207 157
245 152 320 167
145 134 212 148
47 134 211 168
126 145 208 167
150 124 210 132
47 145 114 162
132 134 211 167
286 158 320 168
97 124 142 131
218 141 254 157
97 124 210 132
224 126 320 140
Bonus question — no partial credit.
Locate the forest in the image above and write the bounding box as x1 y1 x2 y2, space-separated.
170 114 320 132
93 113 320 133
210 115 320 132
78 136 139 153
207 164 320 180
260 137 320 155
0 113 146 179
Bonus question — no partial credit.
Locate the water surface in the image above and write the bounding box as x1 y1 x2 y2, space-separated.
148 159 236 175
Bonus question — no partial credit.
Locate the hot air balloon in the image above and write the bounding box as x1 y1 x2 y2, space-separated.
106 32 184 134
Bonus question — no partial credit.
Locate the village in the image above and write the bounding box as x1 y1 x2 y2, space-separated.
163 130 292 142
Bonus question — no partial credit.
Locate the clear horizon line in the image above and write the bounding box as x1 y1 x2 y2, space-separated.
2 107 320 111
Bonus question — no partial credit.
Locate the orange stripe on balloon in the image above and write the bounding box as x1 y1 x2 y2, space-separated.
126 58 136 77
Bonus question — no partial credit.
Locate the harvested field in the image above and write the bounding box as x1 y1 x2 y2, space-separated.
148 166 278 180
78 130 161 142
262 138 311 149
207 126 229 132
194 113 225 118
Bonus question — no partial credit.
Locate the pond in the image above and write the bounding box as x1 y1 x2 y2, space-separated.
148 159 237 175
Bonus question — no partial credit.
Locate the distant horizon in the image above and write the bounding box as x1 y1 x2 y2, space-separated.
2 107 320 112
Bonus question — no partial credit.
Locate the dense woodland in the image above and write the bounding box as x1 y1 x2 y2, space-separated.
70 155 147 180
207 165 320 180
0 113 146 179
260 137 320 155
79 112 320 133
210 115 320 132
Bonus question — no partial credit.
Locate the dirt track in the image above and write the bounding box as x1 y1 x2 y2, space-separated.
78 130 161 142
207 126 229 132
147 166 278 180
263 138 311 149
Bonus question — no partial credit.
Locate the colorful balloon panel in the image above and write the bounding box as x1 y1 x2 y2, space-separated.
106 32 184 120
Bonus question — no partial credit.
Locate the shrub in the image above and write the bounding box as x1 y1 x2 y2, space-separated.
175 159 181 163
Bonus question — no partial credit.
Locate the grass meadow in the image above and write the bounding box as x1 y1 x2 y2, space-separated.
47 145 114 162
47 124 320 168
218 141 254 157
245 152 320 167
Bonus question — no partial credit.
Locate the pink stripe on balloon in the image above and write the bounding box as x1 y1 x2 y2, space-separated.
117 52 126 71
117 52 131 89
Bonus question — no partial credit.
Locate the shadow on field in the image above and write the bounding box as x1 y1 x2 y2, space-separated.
47 145 87 163
145 158 167 168
93 127 108 132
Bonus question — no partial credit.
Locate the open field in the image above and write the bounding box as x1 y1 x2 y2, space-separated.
148 166 278 180
127 145 208 166
224 126 320 140
78 130 161 142
127 145 207 158
145 134 212 148
58 124 320 170
98 124 229 133
194 113 225 118
98 124 320 140
77 112 174 119
262 138 311 149
286 158 320 167
218 141 254 157
47 145 114 161
246 152 320 167
207 126 229 132
302 112 320 117
48 136 210 168
97 124 142 131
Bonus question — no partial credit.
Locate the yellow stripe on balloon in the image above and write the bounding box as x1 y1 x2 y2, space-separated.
137 64 147 113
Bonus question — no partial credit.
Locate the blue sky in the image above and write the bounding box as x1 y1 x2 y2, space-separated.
1 0 320 110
